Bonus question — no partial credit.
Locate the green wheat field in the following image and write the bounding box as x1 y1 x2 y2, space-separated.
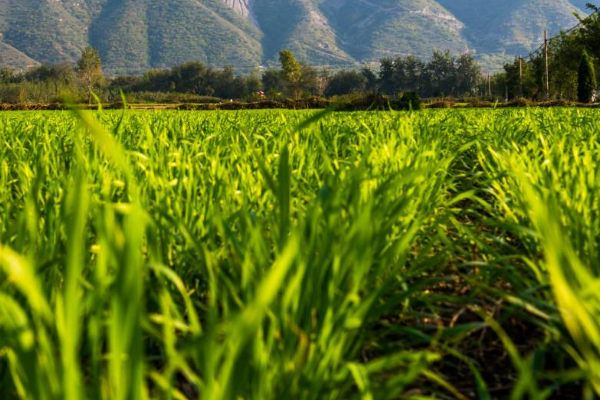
1 108 599 399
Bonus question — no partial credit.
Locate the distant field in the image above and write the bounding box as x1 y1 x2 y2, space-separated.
1 109 599 399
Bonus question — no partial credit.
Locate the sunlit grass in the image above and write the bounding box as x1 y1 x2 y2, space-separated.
1 108 599 399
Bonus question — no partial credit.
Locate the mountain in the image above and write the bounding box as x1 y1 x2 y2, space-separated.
320 0 470 61
438 0 585 54
0 0 590 73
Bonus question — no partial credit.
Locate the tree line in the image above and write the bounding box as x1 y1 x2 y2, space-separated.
0 47 484 104
0 47 103 104
4 6 600 106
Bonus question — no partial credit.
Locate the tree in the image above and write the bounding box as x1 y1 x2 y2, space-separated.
279 50 302 99
214 66 236 99
77 47 104 103
529 53 547 101
0 68 13 83
578 50 597 103
46 64 76 99
576 4 600 56
503 58 523 99
378 58 396 95
316 68 331 97
324 70 367 97
403 56 425 94
140 69 173 92
173 62 209 95
392 57 409 93
549 32 584 100
361 66 378 92
426 51 457 97
299 63 319 96
455 54 481 96
233 71 262 99
262 69 285 97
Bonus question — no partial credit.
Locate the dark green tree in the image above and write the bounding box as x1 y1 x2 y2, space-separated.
233 72 262 99
403 56 425 94
141 69 173 92
360 66 378 92
503 57 537 99
503 58 522 99
529 54 547 101
324 70 367 97
299 63 319 96
262 69 285 97
425 51 457 98
576 4 600 56
173 62 210 95
456 54 481 96
392 57 409 93
378 58 395 95
578 50 597 103
214 66 236 99
549 32 584 100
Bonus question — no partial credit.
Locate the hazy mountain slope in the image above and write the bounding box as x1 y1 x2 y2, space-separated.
0 0 593 73
0 41 39 70
89 0 151 74
145 0 262 72
320 0 469 61
438 0 583 54
501 0 583 51
0 0 90 65
253 0 354 66
87 0 262 74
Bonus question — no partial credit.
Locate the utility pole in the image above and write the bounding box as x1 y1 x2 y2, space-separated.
544 30 550 100
519 56 523 98
487 74 492 99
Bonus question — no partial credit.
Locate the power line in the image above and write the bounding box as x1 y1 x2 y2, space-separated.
525 9 599 60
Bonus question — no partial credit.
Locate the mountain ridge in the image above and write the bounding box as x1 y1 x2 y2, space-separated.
0 0 589 73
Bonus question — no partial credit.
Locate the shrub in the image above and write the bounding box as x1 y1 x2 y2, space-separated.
332 93 391 111
285 96 330 109
121 91 223 104
396 92 422 110
504 98 532 107
463 100 494 108
427 101 454 109
537 100 575 107
578 51 597 103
